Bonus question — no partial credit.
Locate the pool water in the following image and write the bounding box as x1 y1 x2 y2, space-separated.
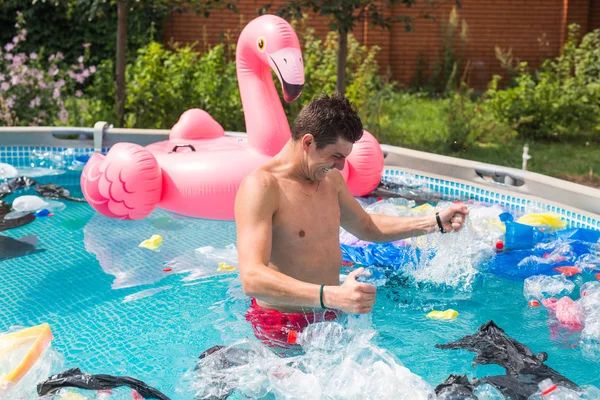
1 170 600 399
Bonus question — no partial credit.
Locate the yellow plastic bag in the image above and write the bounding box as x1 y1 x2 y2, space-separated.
516 213 566 230
426 309 459 320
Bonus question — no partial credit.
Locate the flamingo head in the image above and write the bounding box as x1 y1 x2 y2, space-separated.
238 15 305 102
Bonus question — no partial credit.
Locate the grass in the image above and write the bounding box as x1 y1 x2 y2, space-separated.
365 93 600 189
455 141 600 188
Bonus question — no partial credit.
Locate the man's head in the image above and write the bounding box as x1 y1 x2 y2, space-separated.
291 92 363 181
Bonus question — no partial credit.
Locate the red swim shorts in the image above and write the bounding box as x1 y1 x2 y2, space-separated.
245 298 342 348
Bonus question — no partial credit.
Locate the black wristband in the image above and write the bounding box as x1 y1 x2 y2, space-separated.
320 284 327 309
435 212 446 233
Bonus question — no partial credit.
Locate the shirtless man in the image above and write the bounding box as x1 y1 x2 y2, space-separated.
235 93 468 347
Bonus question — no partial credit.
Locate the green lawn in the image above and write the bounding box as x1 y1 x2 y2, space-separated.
368 94 600 189
455 141 600 187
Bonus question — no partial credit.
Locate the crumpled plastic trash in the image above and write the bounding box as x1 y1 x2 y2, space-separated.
139 234 163 251
188 322 435 400
340 242 417 268
0 162 18 179
36 368 169 399
195 244 238 269
541 297 584 327
0 177 86 203
435 374 478 399
580 282 600 343
436 321 579 399
0 324 64 400
5 196 65 220
164 244 239 282
523 275 575 301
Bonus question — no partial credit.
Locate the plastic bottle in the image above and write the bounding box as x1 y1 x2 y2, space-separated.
473 383 506 399
528 379 581 399
286 322 346 351
504 221 546 250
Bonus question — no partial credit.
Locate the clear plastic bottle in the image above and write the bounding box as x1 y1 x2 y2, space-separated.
528 379 581 399
473 383 506 399
286 322 346 352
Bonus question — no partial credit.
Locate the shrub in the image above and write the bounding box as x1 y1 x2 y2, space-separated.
484 25 600 141
71 41 244 130
72 16 393 131
0 0 163 68
0 12 95 126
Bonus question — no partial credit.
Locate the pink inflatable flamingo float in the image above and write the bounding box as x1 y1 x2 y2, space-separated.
81 15 384 220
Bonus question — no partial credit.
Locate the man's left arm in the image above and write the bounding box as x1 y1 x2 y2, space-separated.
337 172 469 243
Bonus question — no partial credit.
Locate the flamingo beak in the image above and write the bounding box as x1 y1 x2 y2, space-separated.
268 47 305 103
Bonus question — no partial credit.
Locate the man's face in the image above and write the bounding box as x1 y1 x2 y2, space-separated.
306 137 353 182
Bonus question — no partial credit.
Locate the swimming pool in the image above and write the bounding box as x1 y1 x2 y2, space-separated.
1 145 600 399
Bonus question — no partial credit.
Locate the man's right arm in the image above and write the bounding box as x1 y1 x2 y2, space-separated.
234 172 376 314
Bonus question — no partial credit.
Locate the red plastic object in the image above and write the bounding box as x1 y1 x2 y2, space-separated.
377 197 383 201
163 267 172 272
495 241 504 250
48 213 54 217
553 266 581 277
341 260 355 267
596 273 600 280
541 384 557 396
132 390 143 400
287 329 298 344
528 300 540 307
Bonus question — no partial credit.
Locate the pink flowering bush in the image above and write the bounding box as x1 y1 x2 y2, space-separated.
0 12 96 126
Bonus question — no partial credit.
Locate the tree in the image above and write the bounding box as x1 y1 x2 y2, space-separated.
77 0 238 126
270 0 460 95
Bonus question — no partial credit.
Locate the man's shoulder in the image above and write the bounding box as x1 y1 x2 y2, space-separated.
326 168 346 191
237 168 280 204
241 168 279 191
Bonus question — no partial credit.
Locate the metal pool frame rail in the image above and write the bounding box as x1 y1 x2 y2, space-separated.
381 145 600 226
1 124 599 223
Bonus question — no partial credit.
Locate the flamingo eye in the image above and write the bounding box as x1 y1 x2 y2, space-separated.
257 37 266 51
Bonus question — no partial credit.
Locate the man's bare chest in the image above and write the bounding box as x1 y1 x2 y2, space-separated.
272 191 341 244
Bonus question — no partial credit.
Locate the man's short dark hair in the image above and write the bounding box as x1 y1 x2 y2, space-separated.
291 92 363 149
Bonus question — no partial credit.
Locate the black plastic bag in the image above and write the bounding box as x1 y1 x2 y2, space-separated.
436 321 579 400
37 368 170 400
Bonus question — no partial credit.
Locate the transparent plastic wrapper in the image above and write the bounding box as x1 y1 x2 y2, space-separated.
381 174 427 189
0 324 64 399
523 275 575 301
5 196 66 220
576 254 600 271
518 244 576 269
580 282 600 297
355 266 388 287
473 383 507 399
435 374 478 399
0 163 18 179
527 379 583 399
187 322 435 400
12 195 49 212
580 283 600 343
194 244 238 268
364 198 415 217
30 149 67 170
407 206 492 291
469 204 506 243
